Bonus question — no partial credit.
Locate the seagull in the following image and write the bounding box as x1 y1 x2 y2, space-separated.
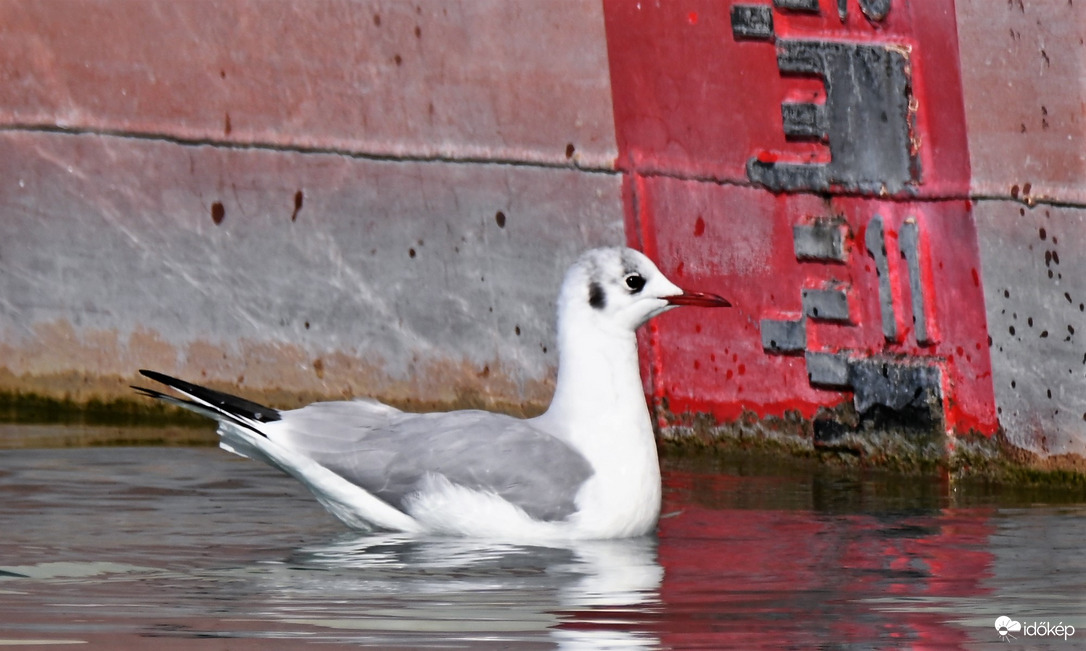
135 247 730 540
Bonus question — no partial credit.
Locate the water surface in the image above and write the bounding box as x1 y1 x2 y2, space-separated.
1 435 1084 648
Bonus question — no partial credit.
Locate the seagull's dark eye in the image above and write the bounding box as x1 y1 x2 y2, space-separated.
624 273 646 293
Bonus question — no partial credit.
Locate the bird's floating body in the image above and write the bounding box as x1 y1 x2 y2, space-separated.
137 247 730 540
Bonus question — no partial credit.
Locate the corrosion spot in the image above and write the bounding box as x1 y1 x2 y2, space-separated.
224 112 232 135
565 143 575 159
394 54 403 65
373 13 381 26
1011 184 1020 199
495 211 506 228
1040 227 1047 240
415 25 421 38
693 216 706 237
291 189 304 222
211 201 225 224
408 248 416 258
514 325 521 336
313 357 324 379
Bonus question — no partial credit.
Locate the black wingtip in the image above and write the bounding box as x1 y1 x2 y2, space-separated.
139 369 178 385
136 369 281 423
131 385 163 398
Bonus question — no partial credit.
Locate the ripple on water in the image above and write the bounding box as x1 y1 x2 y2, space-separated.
0 442 1083 648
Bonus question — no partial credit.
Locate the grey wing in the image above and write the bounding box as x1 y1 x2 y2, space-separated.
273 405 595 522
270 398 404 475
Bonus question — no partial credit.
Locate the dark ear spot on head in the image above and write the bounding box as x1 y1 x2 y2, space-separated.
588 281 606 310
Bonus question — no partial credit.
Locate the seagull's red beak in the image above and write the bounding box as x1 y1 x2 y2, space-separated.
665 291 732 308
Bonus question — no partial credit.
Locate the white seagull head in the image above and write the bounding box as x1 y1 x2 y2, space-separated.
556 247 731 335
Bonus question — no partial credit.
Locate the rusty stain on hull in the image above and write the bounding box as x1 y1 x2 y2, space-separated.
0 320 554 418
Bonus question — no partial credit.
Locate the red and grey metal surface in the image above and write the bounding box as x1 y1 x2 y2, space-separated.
1 0 1082 458
603 0 1000 444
